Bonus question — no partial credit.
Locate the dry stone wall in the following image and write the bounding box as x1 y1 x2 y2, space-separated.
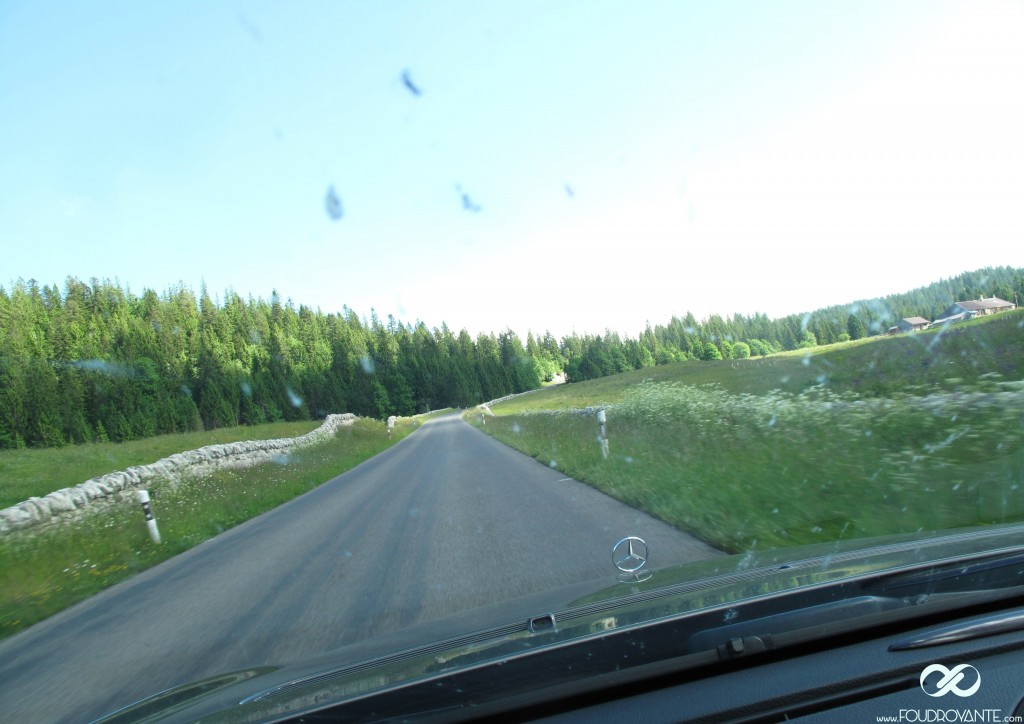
0 414 357 535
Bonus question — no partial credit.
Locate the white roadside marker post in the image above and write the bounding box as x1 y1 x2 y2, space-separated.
597 409 609 460
136 489 162 544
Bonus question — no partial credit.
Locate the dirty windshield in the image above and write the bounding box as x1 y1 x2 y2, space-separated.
1 1 1023 720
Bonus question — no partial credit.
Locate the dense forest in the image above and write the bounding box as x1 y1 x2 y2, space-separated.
562 265 1023 381
1 266 1021 449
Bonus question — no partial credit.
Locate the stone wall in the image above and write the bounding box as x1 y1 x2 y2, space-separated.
0 414 357 535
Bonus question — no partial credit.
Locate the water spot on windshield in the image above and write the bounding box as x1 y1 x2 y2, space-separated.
324 185 343 221
180 385 192 397
767 415 777 427
71 359 132 377
235 11 263 42
401 70 422 96
512 422 521 433
549 460 557 468
360 356 375 374
286 388 303 407
456 185 482 212
272 453 291 465
240 381 252 397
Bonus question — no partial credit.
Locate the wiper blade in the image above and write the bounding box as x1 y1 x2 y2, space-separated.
689 595 915 658
889 608 1024 650
688 548 1024 663
864 549 1024 596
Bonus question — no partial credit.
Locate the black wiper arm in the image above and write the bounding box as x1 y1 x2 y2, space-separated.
689 595 917 659
865 550 1024 595
889 608 1024 650
689 549 1024 662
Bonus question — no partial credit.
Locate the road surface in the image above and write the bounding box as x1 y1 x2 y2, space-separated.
0 413 722 721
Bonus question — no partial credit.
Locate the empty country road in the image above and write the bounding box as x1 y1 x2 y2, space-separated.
0 413 722 721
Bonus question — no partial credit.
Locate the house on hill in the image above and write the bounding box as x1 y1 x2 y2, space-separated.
933 297 1017 325
887 317 931 335
899 317 930 333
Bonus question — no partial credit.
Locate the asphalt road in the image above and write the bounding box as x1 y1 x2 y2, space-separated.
0 413 722 721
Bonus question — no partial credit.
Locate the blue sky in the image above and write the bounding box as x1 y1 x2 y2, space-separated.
2 1 1023 337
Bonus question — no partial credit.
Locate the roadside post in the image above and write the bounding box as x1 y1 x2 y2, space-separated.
597 409 609 460
136 489 161 544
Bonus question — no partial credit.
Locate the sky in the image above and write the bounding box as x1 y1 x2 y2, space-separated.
2 0 1023 338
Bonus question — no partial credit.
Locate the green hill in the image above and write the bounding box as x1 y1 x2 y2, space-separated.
470 309 1024 554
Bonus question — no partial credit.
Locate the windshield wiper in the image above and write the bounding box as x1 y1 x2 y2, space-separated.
688 547 1024 662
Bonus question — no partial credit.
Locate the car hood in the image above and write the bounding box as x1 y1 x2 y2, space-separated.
96 523 1024 723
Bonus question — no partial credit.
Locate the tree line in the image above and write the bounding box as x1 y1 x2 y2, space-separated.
0 279 552 448
1 266 1020 448
562 265 1024 381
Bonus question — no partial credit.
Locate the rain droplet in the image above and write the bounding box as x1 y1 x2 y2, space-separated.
549 460 558 468
360 356 375 374
286 388 303 407
325 185 343 220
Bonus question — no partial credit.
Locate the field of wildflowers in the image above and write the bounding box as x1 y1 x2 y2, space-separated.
474 367 1024 555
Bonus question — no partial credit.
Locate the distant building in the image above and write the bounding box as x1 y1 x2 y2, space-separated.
898 317 931 333
887 317 931 335
933 297 1017 325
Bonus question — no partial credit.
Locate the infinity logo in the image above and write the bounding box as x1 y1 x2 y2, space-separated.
919 663 981 698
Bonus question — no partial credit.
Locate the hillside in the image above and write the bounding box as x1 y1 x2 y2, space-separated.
494 309 1024 411
472 310 1024 554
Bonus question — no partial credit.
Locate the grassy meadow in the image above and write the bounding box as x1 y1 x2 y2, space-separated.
470 311 1024 554
0 415 432 641
0 420 322 509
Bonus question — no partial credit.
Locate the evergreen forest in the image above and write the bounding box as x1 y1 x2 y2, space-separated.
1 266 1021 449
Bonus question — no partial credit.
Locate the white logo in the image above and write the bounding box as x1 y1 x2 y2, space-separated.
919 663 981 698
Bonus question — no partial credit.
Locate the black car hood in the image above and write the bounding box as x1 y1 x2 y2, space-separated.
96 524 1024 723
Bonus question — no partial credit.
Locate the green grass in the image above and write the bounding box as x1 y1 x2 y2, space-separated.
0 416 422 641
0 420 322 509
470 310 1024 555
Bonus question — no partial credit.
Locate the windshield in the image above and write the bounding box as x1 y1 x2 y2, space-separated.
1 1 1023 720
